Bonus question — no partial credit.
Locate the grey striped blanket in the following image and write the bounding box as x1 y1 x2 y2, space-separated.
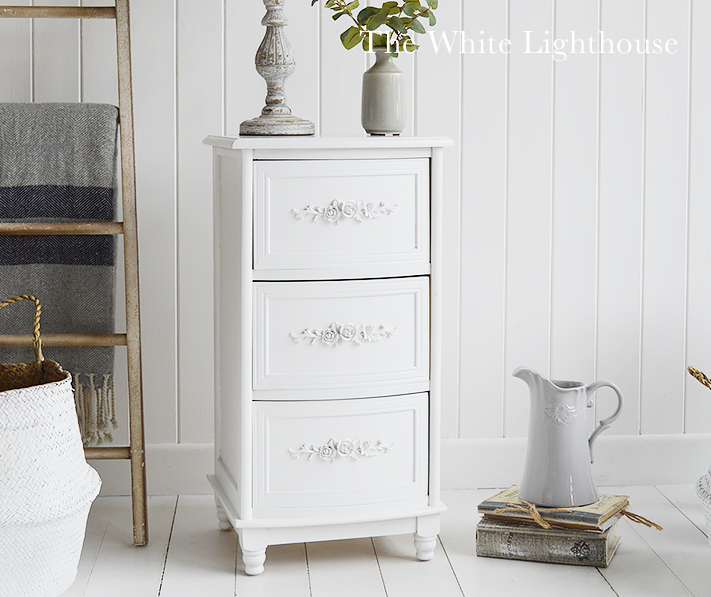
0 103 118 446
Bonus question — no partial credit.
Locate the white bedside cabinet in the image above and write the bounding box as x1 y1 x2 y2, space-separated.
206 136 452 575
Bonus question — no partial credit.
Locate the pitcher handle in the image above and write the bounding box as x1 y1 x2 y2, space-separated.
586 381 623 463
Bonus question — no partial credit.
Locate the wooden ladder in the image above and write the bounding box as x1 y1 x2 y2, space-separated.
0 1 148 546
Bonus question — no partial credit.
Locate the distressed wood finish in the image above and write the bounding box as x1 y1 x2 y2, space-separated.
0 6 115 18
239 0 314 136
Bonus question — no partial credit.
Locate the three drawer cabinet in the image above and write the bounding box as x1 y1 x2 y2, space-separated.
206 136 451 575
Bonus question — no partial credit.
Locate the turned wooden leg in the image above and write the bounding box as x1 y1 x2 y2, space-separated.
242 548 267 576
239 528 268 576
215 500 232 531
414 513 440 561
414 533 437 561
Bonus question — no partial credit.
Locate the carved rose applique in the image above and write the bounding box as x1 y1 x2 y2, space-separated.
289 438 393 461
291 322 396 346
292 200 397 224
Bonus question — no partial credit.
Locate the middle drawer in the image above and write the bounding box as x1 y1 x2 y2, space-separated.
253 277 430 397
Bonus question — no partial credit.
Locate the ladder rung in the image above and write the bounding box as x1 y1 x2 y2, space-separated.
0 6 116 19
85 446 131 460
0 333 127 347
0 222 124 235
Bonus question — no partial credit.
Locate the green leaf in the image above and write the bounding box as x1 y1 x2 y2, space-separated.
387 15 407 34
382 1 399 9
426 0 438 8
409 18 426 34
370 32 388 47
357 6 377 24
332 10 346 19
428 12 436 26
402 4 416 17
325 0 337 7
311 0 320 6
367 7 390 30
346 0 359 11
340 25 363 49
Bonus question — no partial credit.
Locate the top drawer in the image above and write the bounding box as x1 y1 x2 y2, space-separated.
253 158 430 280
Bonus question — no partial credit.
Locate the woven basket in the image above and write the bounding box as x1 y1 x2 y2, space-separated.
688 366 711 547
696 466 711 548
0 296 101 597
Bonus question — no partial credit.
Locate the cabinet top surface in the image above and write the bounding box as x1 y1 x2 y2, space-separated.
204 135 453 151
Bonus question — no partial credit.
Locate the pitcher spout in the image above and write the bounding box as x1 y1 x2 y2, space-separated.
512 366 542 390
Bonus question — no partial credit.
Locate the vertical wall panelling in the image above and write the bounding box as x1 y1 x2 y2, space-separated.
4 0 711 483
640 0 690 434
458 0 508 439
130 0 178 444
0 0 31 102
503 0 555 438
277 0 319 132
225 0 264 134
416 0 462 439
549 0 598 397
596 0 646 436
318 2 364 136
81 0 118 105
684 0 711 433
177 0 224 443
33 0 80 102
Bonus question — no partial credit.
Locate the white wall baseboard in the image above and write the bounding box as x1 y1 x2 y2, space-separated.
94 443 214 496
93 434 711 496
442 434 711 490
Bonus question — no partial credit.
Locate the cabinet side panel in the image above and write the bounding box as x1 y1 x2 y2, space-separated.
215 152 246 516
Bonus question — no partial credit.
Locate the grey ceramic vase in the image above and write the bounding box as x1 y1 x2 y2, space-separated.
361 49 406 136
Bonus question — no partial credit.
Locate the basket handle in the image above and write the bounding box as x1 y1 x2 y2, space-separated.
689 366 711 391
0 295 43 363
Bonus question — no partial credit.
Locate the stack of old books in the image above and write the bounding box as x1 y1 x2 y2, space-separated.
476 485 627 567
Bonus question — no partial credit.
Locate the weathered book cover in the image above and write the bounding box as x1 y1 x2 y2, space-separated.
477 485 629 531
476 518 621 567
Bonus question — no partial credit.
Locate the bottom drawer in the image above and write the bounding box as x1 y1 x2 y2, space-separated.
253 394 429 517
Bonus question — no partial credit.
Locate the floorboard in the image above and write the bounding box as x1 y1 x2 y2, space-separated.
372 534 464 597
607 486 710 597
234 543 311 597
306 538 387 597
62 496 177 597
57 486 711 597
158 495 237 597
657 484 708 538
439 489 617 597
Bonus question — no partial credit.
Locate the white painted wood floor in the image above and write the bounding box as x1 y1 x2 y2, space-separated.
61 486 710 597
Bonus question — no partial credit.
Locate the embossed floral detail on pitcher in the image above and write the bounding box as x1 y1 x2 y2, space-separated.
544 404 578 426
292 199 397 224
289 438 393 462
290 322 396 346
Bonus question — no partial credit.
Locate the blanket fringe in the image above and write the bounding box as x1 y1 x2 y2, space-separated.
73 373 117 447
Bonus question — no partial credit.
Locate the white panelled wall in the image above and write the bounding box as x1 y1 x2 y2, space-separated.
1 0 710 493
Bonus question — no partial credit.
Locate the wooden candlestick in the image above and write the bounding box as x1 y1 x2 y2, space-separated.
240 0 315 136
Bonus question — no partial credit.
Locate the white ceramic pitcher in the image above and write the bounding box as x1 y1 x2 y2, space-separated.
513 367 623 508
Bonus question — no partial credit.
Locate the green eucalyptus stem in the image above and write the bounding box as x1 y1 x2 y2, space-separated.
312 0 439 56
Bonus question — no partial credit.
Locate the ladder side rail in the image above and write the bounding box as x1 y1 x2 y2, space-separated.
115 0 148 548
